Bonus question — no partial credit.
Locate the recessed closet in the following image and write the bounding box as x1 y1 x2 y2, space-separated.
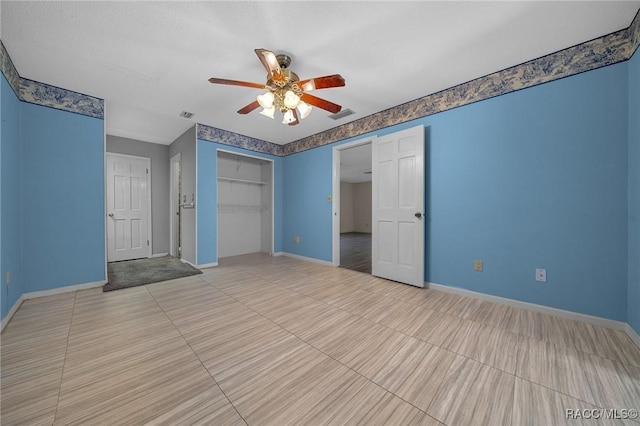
217 150 273 258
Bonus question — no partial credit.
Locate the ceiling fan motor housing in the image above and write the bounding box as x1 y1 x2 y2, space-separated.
276 54 292 69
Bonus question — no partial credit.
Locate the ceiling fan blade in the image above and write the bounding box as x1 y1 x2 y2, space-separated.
208 77 265 89
299 74 345 91
300 93 342 114
254 48 282 80
237 100 260 114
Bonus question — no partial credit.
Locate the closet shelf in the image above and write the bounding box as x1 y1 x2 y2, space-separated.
218 177 267 185
218 203 268 213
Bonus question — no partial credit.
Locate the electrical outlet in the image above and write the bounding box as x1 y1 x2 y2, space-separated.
294 236 300 243
536 268 547 282
474 260 483 272
5 270 11 285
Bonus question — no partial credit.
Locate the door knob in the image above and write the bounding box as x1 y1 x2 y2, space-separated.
414 212 422 219
108 213 114 218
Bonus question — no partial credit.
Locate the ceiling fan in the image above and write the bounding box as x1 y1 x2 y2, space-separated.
208 48 345 126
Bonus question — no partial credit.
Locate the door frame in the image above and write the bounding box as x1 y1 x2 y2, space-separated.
105 152 152 261
170 152 181 258
331 137 376 267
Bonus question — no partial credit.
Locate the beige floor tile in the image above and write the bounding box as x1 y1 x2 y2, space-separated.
449 321 520 374
515 334 598 405
578 350 640 411
2 252 638 425
513 378 603 426
369 338 456 411
428 355 515 426
415 310 469 349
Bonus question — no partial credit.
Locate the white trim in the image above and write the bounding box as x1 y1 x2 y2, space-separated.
147 159 153 257
331 137 376 267
196 262 218 269
23 280 106 300
1 294 25 332
195 135 199 266
103 103 108 284
270 155 275 256
625 323 640 348
273 251 285 257
180 258 200 269
281 252 334 266
2 279 107 332
427 282 627 331
150 252 169 258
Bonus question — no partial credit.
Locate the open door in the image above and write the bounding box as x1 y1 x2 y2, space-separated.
372 125 425 287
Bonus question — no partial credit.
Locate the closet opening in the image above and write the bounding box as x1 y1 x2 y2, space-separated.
217 150 274 259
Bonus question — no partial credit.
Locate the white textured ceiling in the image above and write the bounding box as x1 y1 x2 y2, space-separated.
1 1 639 145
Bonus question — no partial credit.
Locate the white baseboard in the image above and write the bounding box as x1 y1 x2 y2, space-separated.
625 323 640 348
196 262 218 269
273 252 285 257
427 282 627 332
281 252 334 266
23 280 107 300
1 295 25 333
150 253 169 258
1 279 106 333
181 258 212 270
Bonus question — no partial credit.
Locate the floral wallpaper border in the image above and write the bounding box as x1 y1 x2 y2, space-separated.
197 123 282 156
2 8 638 153
283 11 640 156
1 41 104 120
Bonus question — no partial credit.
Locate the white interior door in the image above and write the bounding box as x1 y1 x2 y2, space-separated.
107 154 151 262
372 125 425 287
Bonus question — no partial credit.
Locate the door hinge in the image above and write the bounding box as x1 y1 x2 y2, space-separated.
146 168 149 174
147 240 149 246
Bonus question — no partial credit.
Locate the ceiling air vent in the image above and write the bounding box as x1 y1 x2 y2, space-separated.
179 111 194 119
328 108 354 121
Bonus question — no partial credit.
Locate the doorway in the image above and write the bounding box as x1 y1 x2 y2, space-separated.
332 125 425 287
170 153 181 258
332 139 374 273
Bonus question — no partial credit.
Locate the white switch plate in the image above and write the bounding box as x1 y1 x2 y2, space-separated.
535 268 547 282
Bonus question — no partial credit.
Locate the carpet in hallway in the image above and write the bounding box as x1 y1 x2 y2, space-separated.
104 255 202 292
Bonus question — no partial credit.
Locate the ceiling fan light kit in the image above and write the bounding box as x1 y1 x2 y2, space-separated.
208 48 345 126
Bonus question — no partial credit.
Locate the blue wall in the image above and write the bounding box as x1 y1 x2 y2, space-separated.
282 147 334 261
20 103 105 292
283 62 630 321
1 43 637 330
197 139 283 266
1 74 23 320
628 49 640 334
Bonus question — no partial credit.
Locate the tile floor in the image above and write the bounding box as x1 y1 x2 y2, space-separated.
1 253 639 425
